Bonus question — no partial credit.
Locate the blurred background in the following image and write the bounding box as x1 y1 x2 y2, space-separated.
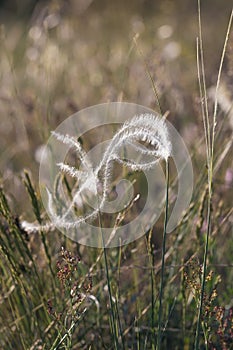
0 0 232 214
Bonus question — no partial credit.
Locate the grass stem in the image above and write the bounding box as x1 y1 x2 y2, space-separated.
157 160 169 350
99 215 119 350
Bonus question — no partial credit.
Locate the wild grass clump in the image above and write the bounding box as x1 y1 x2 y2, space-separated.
0 1 233 349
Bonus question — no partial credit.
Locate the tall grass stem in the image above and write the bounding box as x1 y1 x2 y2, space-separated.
157 160 169 350
98 212 119 350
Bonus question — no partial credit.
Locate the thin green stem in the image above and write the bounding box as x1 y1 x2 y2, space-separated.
148 230 156 349
196 38 210 163
194 194 211 350
157 160 169 350
197 0 211 164
99 216 119 350
102 242 119 350
115 292 125 350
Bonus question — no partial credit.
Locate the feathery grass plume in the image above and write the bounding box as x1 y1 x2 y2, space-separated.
51 131 92 172
22 113 171 233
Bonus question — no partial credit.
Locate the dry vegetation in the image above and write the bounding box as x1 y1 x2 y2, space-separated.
0 0 232 349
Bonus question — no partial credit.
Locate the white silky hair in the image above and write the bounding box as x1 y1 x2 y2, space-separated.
22 113 171 233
